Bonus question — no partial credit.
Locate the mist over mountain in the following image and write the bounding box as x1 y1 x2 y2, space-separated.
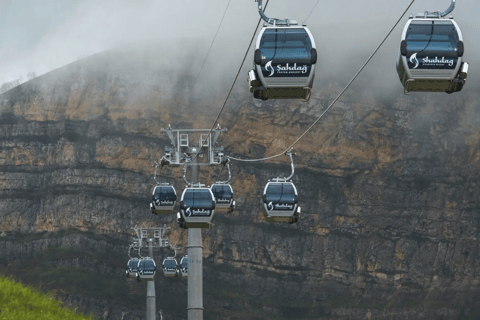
1 0 480 318
1 37 480 319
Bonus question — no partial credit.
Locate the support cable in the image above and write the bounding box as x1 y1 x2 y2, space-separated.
303 0 321 24
191 0 270 161
191 0 232 91
228 0 416 163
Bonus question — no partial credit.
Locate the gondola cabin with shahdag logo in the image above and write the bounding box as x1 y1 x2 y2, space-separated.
126 258 139 278
249 24 317 100
136 258 156 281
177 187 216 229
262 181 301 224
162 257 179 277
150 184 177 214
397 1 468 94
210 183 235 213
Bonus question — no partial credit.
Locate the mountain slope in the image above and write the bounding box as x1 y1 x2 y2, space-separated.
1 46 480 319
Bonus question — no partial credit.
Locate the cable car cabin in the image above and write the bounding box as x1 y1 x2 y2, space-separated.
210 184 235 213
248 25 317 100
162 257 178 277
262 182 301 224
150 185 177 214
180 255 188 278
136 258 156 281
126 258 139 278
397 17 468 93
177 188 215 229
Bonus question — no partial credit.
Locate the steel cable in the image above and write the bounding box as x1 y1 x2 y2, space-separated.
228 0 417 163
191 0 232 91
303 0 321 24
192 0 270 161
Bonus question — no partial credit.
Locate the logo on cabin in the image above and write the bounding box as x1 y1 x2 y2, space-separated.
191 209 211 215
184 207 211 216
410 52 455 69
265 61 275 76
157 200 174 205
265 61 308 77
267 201 273 210
410 53 420 69
267 201 294 210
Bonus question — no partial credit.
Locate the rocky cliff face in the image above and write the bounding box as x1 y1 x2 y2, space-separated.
1 47 480 320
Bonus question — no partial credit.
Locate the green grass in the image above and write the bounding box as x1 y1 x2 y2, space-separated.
0 276 94 320
0 246 143 307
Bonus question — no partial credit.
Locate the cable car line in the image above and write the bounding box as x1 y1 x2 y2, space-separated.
303 0 321 24
227 0 417 163
191 0 232 91
191 0 270 162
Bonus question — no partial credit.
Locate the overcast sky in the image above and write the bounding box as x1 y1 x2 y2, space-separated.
1 0 479 91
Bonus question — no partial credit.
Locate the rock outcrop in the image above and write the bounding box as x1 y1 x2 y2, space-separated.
1 47 480 319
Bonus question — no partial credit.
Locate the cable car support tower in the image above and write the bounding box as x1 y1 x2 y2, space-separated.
162 125 227 320
131 225 171 320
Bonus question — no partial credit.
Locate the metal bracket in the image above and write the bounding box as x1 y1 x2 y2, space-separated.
161 125 228 166
128 244 136 259
153 161 167 185
272 152 295 182
215 160 232 184
255 0 296 26
182 159 206 188
183 159 192 186
416 0 456 18
162 124 176 148
131 225 172 251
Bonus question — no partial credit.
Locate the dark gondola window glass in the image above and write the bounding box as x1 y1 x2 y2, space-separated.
406 21 459 53
154 186 176 202
129 260 138 268
265 183 296 205
181 258 188 268
280 184 296 204
143 260 156 271
260 28 312 63
212 185 232 199
164 259 177 268
405 20 459 69
183 190 214 209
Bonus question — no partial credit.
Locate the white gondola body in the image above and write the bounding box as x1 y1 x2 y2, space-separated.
210 184 235 212
180 255 188 278
397 18 467 93
150 185 177 214
136 258 156 281
162 258 179 277
262 182 300 223
178 188 216 229
126 258 139 278
249 26 317 100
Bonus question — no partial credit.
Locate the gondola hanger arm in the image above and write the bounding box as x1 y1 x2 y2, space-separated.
284 152 295 181
183 159 192 187
272 152 295 182
153 156 171 185
421 0 455 18
215 160 232 184
182 158 205 188
255 0 295 26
